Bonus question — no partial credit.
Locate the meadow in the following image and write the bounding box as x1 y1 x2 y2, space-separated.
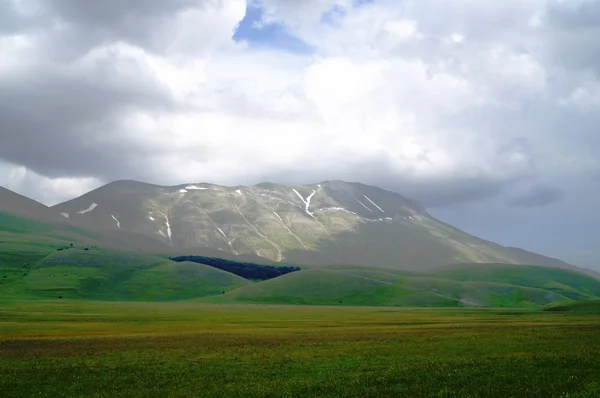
1 300 600 397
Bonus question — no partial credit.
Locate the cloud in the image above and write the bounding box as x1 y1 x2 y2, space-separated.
544 0 600 73
0 0 599 215
0 160 102 205
0 42 173 180
507 184 565 208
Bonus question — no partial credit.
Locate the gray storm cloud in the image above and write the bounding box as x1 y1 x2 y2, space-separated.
1 0 599 267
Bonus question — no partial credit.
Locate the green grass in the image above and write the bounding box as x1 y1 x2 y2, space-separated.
3 251 597 307
0 212 98 243
433 263 600 300
202 266 573 308
544 299 600 313
1 301 600 397
0 212 112 300
2 210 599 308
2 247 250 301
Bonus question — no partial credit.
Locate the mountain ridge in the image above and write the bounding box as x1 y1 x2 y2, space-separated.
0 186 66 223
49 179 574 271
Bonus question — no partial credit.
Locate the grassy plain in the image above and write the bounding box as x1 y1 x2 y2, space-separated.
1 301 600 397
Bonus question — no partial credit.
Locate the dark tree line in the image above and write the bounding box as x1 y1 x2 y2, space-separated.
170 256 301 280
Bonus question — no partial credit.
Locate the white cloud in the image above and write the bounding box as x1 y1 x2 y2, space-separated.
384 20 419 40
155 1 247 55
3 0 600 267
0 161 102 205
559 83 600 111
0 0 599 210
0 34 34 71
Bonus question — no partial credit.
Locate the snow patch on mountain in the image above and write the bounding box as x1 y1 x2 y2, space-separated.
216 226 237 254
111 214 120 228
61 213 69 219
293 188 317 217
364 195 385 213
355 199 373 213
316 207 358 216
198 201 238 254
273 211 308 249
216 227 228 240
77 203 97 215
235 203 282 261
159 212 172 241
365 218 387 223
186 185 208 190
179 189 188 193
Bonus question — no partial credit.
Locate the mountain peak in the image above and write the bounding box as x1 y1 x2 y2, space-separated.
48 179 569 270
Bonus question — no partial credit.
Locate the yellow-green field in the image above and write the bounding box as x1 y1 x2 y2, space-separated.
1 301 600 397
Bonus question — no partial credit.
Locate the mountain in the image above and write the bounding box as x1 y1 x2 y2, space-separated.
3 182 596 306
0 186 65 222
0 185 175 257
52 180 571 271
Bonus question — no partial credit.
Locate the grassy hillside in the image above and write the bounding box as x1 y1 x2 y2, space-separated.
1 246 249 301
3 233 596 307
544 299 600 313
202 266 573 308
2 209 598 307
0 212 101 298
0 212 97 246
432 263 600 300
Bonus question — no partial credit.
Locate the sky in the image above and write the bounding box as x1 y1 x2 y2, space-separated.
0 0 599 269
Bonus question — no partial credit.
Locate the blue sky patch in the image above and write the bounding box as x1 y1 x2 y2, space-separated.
233 4 314 54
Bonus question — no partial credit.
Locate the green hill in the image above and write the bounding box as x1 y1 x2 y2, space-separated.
0 212 100 298
543 300 600 313
0 211 249 301
2 208 598 308
3 236 597 307
1 246 249 301
432 263 600 300
201 266 572 308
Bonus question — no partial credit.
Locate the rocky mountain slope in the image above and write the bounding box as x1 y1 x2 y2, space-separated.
51 180 570 270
